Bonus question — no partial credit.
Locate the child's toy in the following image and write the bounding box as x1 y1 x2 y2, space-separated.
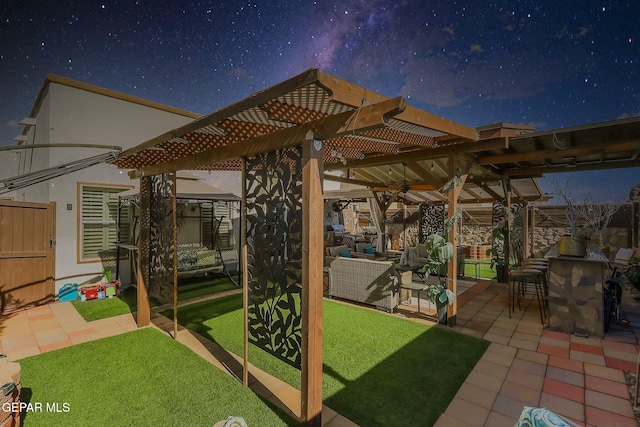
81 285 101 302
58 283 78 302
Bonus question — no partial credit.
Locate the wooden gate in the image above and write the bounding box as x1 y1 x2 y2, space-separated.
0 201 55 310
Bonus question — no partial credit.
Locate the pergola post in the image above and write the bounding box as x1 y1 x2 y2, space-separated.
523 202 530 258
136 175 151 327
446 155 458 326
301 137 324 425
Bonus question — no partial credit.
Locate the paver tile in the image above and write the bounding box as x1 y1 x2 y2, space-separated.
516 348 548 365
506 368 545 391
601 340 638 354
483 411 517 427
605 357 636 373
543 378 584 403
546 366 585 387
539 336 571 348
539 392 585 422
537 343 570 358
511 358 547 377
584 363 626 382
492 394 529 419
541 329 571 341
585 406 637 427
585 375 630 399
570 350 606 366
585 389 635 418
571 342 604 355
433 413 475 427
499 381 540 406
548 355 584 373
444 397 490 427
456 382 498 409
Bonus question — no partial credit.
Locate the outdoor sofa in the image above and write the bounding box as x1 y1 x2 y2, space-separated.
328 257 403 312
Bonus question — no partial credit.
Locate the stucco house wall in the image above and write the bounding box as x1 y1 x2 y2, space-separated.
15 75 204 292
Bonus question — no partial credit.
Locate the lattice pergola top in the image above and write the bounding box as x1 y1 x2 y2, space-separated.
112 68 479 176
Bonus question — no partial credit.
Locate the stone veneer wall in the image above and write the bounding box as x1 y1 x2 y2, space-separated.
387 223 629 257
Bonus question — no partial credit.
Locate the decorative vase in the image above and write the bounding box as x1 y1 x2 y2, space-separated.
598 245 610 258
558 236 586 257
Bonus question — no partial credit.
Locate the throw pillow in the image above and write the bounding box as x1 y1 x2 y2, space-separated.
363 246 375 255
338 251 352 258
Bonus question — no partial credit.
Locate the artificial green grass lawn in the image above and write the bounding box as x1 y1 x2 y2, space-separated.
19 328 294 427
166 295 490 427
71 277 238 322
463 259 498 280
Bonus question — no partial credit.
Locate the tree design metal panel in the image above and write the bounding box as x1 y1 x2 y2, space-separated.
147 173 175 302
418 203 445 242
245 146 303 369
491 202 507 260
510 203 525 261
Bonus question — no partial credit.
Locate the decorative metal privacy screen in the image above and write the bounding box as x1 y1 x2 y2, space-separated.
509 203 525 261
147 173 175 302
491 202 507 261
418 202 445 243
245 146 303 369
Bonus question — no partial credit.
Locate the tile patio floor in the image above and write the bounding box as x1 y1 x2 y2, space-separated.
2 279 640 426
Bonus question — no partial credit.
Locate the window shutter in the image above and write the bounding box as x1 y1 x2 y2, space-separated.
80 186 129 261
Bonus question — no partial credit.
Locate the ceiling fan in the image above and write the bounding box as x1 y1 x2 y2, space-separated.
400 163 410 194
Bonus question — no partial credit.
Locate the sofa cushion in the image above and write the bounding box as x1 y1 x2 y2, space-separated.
416 243 428 258
614 248 635 265
328 245 350 257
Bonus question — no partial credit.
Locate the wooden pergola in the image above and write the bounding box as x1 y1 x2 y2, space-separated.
111 68 640 425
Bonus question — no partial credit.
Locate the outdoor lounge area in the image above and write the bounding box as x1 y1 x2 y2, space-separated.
1 67 640 427
3 275 640 426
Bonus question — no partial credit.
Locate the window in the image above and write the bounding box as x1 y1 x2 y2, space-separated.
79 184 130 262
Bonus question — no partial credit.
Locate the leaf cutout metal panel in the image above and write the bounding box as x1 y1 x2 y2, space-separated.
245 145 303 369
147 173 175 302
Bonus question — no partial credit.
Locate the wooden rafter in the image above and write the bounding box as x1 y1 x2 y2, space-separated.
315 70 478 142
129 97 406 178
325 137 508 171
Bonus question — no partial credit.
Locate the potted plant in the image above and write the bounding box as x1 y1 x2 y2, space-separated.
575 202 622 257
486 225 508 283
419 234 456 324
551 180 587 256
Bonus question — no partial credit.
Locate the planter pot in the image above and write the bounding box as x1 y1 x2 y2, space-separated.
496 265 508 283
558 236 586 257
598 245 610 258
436 300 448 325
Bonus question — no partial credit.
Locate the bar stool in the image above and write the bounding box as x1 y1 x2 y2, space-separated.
509 267 548 324
520 259 549 301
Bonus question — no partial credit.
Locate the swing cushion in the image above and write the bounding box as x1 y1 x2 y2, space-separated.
197 250 217 267
177 250 198 270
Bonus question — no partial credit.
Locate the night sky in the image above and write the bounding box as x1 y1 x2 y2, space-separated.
1 1 638 199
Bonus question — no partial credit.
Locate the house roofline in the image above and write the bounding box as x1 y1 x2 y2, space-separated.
26 74 202 125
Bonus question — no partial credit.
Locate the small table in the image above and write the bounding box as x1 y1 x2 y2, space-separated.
463 260 481 279
400 282 430 314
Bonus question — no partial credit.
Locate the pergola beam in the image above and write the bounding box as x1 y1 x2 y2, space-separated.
503 159 640 178
316 70 478 142
130 97 406 178
478 138 640 165
325 137 509 171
